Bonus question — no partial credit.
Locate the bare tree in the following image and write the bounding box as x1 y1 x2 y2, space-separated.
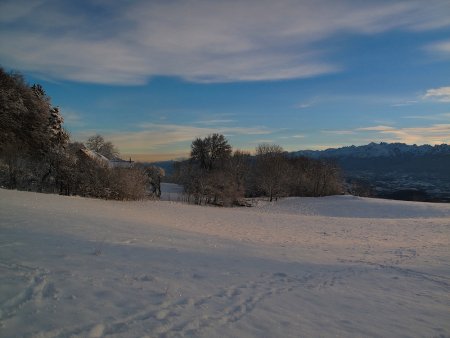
310 160 342 196
228 150 251 199
86 134 119 159
254 144 289 202
285 156 342 197
144 165 165 198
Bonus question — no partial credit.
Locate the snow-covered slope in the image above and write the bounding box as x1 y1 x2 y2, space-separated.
1 189 449 337
253 195 450 218
160 182 184 201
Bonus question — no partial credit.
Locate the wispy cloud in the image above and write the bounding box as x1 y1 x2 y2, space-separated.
1 0 450 84
423 86 450 102
249 139 274 145
426 39 450 56
195 119 237 125
391 100 418 107
321 130 355 135
74 122 273 154
0 0 44 23
62 110 85 128
279 134 305 139
356 124 450 144
402 112 450 121
357 125 395 132
295 103 313 109
137 123 271 136
295 97 319 109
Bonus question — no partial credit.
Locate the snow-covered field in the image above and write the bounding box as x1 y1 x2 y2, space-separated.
1 188 449 337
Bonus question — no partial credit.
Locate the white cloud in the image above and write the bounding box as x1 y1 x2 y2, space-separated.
423 86 450 102
1 0 450 84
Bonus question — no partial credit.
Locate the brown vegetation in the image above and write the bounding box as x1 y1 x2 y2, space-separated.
0 68 149 200
1 68 343 204
173 136 343 206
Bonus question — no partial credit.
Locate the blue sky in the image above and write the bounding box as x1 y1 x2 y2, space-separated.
1 0 449 161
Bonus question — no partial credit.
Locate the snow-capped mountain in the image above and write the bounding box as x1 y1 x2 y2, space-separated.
292 142 450 159
291 142 450 202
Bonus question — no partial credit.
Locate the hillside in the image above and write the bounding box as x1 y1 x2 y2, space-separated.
1 188 449 337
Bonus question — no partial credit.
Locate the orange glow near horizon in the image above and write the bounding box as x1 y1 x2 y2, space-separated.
122 152 189 163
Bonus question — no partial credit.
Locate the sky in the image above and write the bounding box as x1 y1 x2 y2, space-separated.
1 0 449 162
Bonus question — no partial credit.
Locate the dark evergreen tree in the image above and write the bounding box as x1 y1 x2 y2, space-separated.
0 68 68 189
190 133 232 171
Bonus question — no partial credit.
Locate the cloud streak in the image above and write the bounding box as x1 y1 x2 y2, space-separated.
1 0 450 84
402 113 450 121
423 86 450 102
75 122 273 155
427 40 450 57
356 124 450 144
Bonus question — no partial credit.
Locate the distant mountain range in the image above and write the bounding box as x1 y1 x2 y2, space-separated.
292 142 450 159
291 142 450 177
150 142 450 202
291 142 450 202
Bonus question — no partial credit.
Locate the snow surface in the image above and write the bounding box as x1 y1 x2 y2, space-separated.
160 183 184 202
0 188 449 337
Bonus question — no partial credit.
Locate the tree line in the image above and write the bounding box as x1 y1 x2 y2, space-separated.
0 68 158 200
1 67 342 204
172 134 343 206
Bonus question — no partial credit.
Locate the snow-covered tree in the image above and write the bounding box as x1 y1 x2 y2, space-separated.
86 134 119 160
0 68 68 190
